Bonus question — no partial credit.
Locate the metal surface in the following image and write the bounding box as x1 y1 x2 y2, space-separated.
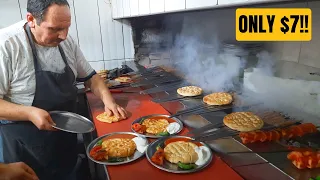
140 81 188 95
124 62 309 180
145 136 213 174
50 111 95 133
86 132 148 165
131 114 183 138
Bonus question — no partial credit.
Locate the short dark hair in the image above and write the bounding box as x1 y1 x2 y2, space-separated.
27 0 69 25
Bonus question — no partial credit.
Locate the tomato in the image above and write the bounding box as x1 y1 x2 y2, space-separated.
89 145 102 156
151 148 165 166
132 123 146 133
287 151 303 161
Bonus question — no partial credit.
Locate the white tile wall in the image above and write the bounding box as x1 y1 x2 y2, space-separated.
299 1 320 69
89 61 105 71
0 0 21 28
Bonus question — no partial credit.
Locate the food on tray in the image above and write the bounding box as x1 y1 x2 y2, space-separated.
98 70 108 80
164 141 198 164
102 138 136 158
287 150 320 169
203 92 233 106
89 136 148 162
223 112 264 132
114 76 131 83
132 116 181 136
239 123 317 144
150 138 211 170
96 112 126 123
177 86 203 97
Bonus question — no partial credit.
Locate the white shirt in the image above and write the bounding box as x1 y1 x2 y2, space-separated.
0 21 95 106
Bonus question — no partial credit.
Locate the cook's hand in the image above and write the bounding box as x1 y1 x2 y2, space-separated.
28 107 56 131
0 162 39 180
104 103 127 119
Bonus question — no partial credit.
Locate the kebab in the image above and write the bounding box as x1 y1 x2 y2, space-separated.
239 123 317 144
287 150 320 169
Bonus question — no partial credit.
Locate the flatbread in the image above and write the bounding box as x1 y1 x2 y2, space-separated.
164 141 198 164
203 92 233 106
223 112 264 132
177 86 203 97
96 112 120 123
114 76 131 83
102 138 136 158
141 118 169 135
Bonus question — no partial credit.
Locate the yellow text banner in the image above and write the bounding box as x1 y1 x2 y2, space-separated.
236 8 312 41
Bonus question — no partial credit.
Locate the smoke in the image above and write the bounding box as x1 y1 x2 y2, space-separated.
137 12 320 123
170 35 245 93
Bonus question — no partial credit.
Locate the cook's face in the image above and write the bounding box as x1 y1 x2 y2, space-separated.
31 4 71 47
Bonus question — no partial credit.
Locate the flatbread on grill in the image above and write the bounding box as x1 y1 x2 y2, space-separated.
223 112 264 132
177 86 203 97
141 118 169 135
114 76 131 83
102 138 136 158
203 92 233 106
164 141 198 164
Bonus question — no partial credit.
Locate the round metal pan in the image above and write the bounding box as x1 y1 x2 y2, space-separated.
146 136 213 173
131 114 183 138
49 111 95 133
86 132 148 165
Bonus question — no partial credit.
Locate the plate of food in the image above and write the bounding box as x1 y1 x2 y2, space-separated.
146 136 213 173
87 132 149 165
131 114 183 138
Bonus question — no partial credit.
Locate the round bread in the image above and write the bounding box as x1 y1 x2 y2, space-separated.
96 112 120 123
177 86 203 97
141 118 169 135
203 92 233 106
102 138 136 158
223 112 264 132
115 76 131 83
164 141 198 164
98 70 108 74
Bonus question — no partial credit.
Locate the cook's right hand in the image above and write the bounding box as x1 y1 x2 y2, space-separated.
28 107 56 131
0 162 39 180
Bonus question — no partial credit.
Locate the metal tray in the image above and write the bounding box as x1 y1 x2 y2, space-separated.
146 136 213 173
131 114 183 138
49 111 95 133
86 132 148 165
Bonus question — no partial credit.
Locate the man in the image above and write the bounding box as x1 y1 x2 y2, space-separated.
0 162 39 180
0 0 127 179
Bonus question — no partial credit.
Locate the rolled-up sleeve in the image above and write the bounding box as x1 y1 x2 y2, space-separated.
0 45 11 99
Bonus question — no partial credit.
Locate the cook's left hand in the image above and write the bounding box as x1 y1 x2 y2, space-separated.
105 102 127 119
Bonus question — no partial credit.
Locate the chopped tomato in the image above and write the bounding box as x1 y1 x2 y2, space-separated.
89 145 108 161
132 123 146 133
307 156 318 169
89 145 102 156
293 159 307 169
151 148 165 166
287 151 303 161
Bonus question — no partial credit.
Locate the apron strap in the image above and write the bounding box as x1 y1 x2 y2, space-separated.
25 24 40 71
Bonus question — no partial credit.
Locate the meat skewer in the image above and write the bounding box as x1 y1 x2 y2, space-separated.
239 123 318 144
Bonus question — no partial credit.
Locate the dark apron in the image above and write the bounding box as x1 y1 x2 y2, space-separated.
0 25 78 180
